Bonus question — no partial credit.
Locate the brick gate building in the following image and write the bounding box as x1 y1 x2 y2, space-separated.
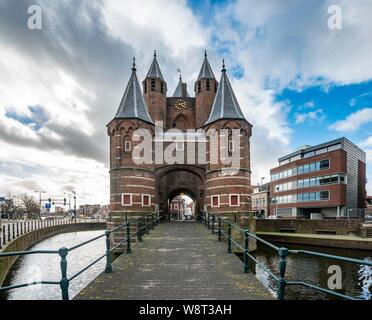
106 51 252 243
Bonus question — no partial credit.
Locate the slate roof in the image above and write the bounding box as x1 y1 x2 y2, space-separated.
204 61 245 126
115 59 154 125
146 50 165 81
197 51 215 81
172 76 190 97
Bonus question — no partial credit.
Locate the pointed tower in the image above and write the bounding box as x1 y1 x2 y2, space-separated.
203 60 253 219
143 50 167 126
195 51 218 127
172 75 190 97
107 58 156 252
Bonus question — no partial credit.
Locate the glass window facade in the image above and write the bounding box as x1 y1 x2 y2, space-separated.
272 190 330 204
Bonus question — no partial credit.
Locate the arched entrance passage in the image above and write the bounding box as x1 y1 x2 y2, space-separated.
156 165 205 220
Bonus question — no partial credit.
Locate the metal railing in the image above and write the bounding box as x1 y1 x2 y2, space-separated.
0 214 162 300
202 212 372 300
0 218 105 250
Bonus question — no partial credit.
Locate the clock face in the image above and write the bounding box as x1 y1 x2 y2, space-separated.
175 99 187 111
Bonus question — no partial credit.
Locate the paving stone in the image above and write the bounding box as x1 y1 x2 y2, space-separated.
75 222 273 300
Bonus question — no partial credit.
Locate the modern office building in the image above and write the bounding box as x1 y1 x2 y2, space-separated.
269 137 366 219
251 182 270 218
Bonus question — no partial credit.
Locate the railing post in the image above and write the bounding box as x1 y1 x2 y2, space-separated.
3 225 6 245
212 214 215 234
145 216 149 234
126 222 131 253
243 231 249 273
218 217 222 241
58 247 69 300
105 230 113 273
16 223 19 237
137 220 142 242
227 223 232 253
8 224 11 242
277 247 288 300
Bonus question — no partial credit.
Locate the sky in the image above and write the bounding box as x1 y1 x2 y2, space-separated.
0 0 372 206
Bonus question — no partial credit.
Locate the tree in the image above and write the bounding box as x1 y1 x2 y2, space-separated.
19 193 40 218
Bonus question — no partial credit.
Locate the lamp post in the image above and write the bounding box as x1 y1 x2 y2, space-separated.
275 186 279 217
35 191 46 220
72 191 77 221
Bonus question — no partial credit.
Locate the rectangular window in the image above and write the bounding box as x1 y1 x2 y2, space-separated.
142 194 151 207
151 78 156 91
320 159 330 169
122 194 132 206
160 81 164 94
206 80 210 91
320 191 329 200
229 194 240 207
228 140 234 152
330 174 339 183
211 195 220 208
309 192 317 201
124 141 131 152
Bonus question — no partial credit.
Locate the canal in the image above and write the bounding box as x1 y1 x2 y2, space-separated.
2 230 105 300
247 242 372 300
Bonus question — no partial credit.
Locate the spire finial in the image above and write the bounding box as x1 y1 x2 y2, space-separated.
132 57 136 71
204 50 207 58
179 73 182 81
222 59 226 72
154 50 157 58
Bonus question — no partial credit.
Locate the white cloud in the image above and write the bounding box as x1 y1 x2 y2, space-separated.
295 109 325 124
330 108 372 132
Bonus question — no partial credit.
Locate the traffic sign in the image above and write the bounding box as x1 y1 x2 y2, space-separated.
45 203 51 209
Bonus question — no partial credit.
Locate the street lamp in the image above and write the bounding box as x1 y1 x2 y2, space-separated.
34 191 46 220
275 186 279 217
72 191 77 221
63 192 72 211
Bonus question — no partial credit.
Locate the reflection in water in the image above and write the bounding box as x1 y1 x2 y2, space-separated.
3 230 105 300
247 242 372 300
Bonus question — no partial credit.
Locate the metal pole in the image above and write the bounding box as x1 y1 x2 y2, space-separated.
243 231 249 273
126 222 131 253
227 223 232 253
212 214 215 234
138 220 142 242
7 224 10 242
218 217 222 241
105 230 112 273
277 247 288 300
58 247 69 300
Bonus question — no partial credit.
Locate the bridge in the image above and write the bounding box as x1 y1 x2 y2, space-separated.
1 214 372 300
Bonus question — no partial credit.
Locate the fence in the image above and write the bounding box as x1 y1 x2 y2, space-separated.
202 212 372 300
0 214 162 300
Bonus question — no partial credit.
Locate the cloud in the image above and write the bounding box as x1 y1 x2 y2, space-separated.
295 109 325 124
330 108 372 132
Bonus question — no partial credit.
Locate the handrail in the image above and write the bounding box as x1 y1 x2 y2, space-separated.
202 212 372 300
0 213 163 300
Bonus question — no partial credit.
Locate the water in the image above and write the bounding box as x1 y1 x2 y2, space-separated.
247 242 372 300
2 230 105 300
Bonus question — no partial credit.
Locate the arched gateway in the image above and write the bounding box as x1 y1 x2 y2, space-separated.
107 51 253 250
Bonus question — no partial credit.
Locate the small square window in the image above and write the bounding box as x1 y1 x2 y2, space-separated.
229 194 240 207
122 194 132 206
211 195 220 208
124 141 131 152
142 194 151 207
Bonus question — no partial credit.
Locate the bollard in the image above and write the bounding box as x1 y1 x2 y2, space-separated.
58 247 69 300
243 231 249 273
218 217 222 242
105 230 113 273
126 222 131 253
277 247 288 300
227 223 232 254
207 214 210 230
